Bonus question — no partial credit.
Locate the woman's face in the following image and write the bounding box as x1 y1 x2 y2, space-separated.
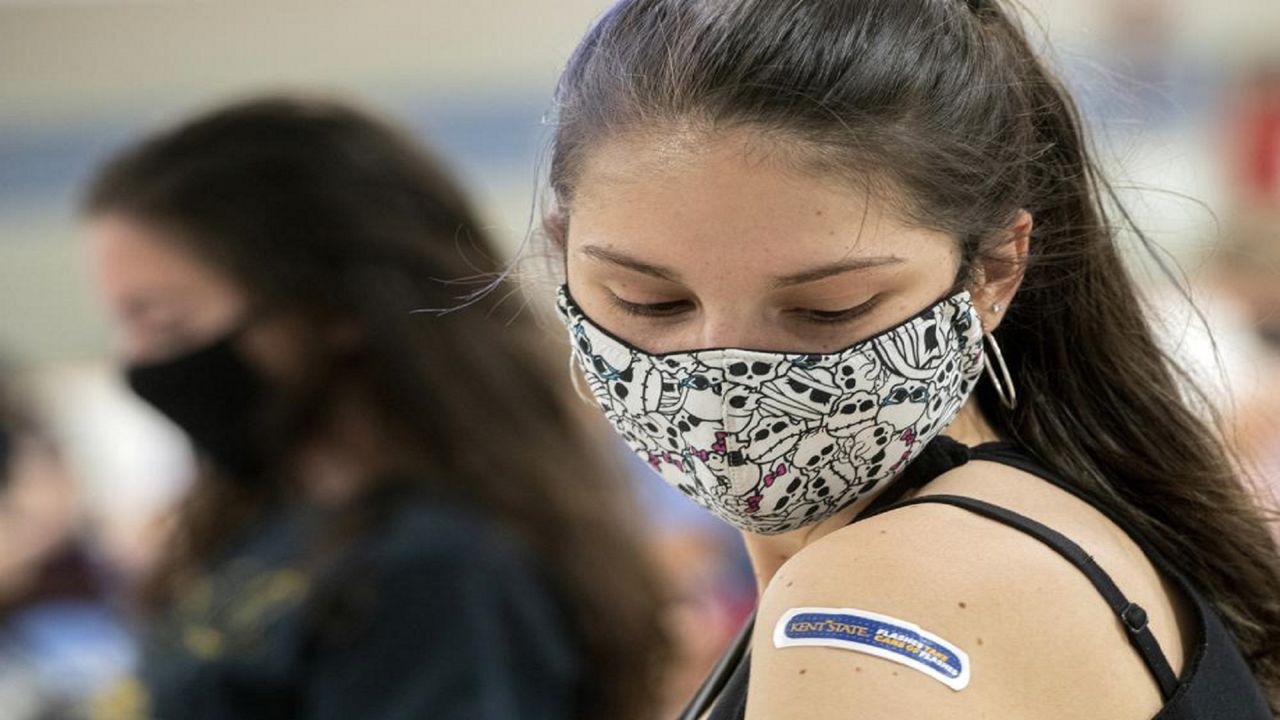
565 129 994 355
87 214 306 380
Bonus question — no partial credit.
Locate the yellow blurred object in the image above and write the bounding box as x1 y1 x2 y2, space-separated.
88 676 150 720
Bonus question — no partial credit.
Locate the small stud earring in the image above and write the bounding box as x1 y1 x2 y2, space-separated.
992 303 1004 313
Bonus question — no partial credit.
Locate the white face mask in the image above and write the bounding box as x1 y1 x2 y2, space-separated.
556 286 987 534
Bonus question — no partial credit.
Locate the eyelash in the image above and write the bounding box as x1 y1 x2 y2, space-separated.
800 300 879 324
608 295 690 318
607 294 879 325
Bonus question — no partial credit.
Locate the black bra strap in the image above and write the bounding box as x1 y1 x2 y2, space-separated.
871 493 1181 700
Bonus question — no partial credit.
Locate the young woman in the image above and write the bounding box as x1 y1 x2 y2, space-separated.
540 1 1280 718
84 96 667 720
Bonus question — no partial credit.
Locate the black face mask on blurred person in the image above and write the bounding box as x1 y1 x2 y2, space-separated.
126 328 270 481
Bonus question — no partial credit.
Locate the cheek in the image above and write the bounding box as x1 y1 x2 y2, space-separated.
120 289 248 365
89 225 252 362
239 319 315 385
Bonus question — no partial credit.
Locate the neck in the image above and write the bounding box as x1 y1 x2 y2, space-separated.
739 398 1001 596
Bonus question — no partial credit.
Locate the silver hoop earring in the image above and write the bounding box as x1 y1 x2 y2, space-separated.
568 352 595 405
983 332 1017 410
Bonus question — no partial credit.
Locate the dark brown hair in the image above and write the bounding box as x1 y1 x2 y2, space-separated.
545 0 1280 708
86 96 668 719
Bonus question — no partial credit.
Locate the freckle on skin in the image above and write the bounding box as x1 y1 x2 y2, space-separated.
786 581 794 588
855 667 862 673
977 638 984 646
799 669 807 675
958 601 967 609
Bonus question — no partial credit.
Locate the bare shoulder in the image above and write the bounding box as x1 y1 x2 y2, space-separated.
746 460 1184 720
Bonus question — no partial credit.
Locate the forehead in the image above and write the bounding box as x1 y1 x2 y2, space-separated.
92 215 205 278
566 128 950 275
88 214 240 307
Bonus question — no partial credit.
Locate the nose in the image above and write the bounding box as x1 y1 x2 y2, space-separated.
690 308 782 353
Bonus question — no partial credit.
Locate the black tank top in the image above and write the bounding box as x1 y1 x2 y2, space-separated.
686 437 1272 720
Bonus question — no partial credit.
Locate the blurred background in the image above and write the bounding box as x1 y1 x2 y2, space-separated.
1 0 1278 717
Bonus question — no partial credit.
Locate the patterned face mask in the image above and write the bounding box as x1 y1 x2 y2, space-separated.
556 286 987 534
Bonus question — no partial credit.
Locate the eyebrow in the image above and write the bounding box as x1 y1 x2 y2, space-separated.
578 244 903 287
579 245 684 282
774 256 905 287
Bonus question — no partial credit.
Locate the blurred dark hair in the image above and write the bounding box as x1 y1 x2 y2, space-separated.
545 0 1280 708
85 96 668 719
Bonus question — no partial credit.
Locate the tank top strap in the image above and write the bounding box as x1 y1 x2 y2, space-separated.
960 441 1201 591
863 492 1181 700
853 436 1183 700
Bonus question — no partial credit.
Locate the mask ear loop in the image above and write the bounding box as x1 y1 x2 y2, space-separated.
568 351 595 405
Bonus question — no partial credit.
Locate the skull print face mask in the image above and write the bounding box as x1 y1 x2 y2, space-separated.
556 286 987 534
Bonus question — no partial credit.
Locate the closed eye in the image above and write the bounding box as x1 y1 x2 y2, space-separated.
607 293 693 318
793 296 880 325
606 292 881 325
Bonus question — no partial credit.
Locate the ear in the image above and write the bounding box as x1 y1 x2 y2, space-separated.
544 204 569 250
970 209 1031 333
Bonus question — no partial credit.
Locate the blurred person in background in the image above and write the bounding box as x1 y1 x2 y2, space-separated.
628 450 755 718
1139 64 1280 530
0 373 134 719
539 0 1280 717
1213 64 1280 496
82 96 667 720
